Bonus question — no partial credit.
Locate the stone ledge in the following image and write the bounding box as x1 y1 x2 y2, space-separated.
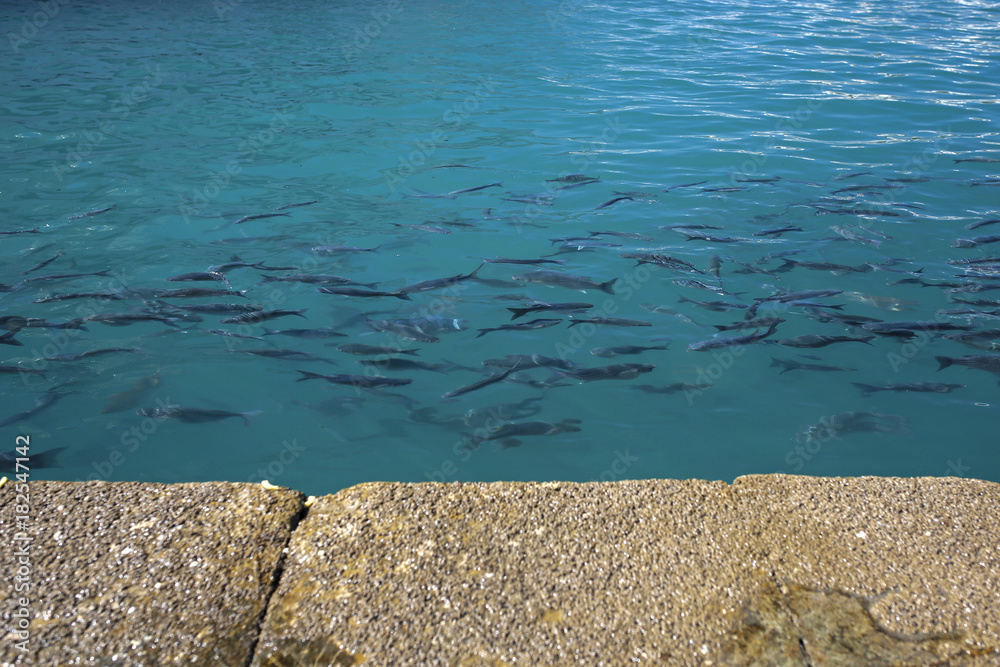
1 476 998 666
0 481 304 666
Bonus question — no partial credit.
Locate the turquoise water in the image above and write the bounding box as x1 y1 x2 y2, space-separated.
2 0 999 495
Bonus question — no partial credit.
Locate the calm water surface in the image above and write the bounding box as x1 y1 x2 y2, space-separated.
2 0 999 494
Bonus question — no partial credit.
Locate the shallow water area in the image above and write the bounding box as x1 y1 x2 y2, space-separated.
2 0 999 495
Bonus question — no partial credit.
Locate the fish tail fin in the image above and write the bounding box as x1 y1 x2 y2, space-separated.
475 328 493 338
466 262 485 279
261 328 276 336
827 304 845 310
860 336 876 345
0 330 22 346
295 370 325 382
850 382 876 397
934 356 953 372
678 295 692 304
259 275 276 283
294 309 308 318
775 260 797 273
507 307 530 320
361 282 381 290
95 269 112 277
712 324 729 331
600 278 618 295
241 409 264 428
401 348 420 356
393 291 412 301
566 320 582 328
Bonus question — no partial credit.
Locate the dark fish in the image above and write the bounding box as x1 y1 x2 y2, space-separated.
0 365 45 377
0 316 88 331
259 273 378 288
483 257 567 266
965 219 1000 231
442 369 514 399
778 259 869 274
166 271 231 287
45 346 142 362
594 196 634 210
755 289 843 304
261 327 346 339
317 286 410 300
20 249 64 275
862 321 973 333
476 318 563 338
0 330 23 346
101 373 161 414
953 234 1000 248
591 343 670 357
673 279 744 296
83 312 180 327
547 174 597 183
701 186 745 193
136 405 262 427
372 316 468 334
67 205 115 220
219 308 307 325
391 223 452 234
954 157 1000 163
720 255 777 277
472 419 582 449
935 354 1000 380
0 386 75 427
357 358 452 374
687 322 780 351
171 302 262 314
0 447 65 470
233 212 291 224
660 223 723 230
679 295 746 312
399 263 483 294
707 255 722 279
20 269 113 284
753 225 805 236
567 317 651 328
209 260 293 272
311 244 381 254
756 249 806 265
482 354 575 371
588 230 655 242
770 358 856 374
663 180 708 191
797 411 909 444
512 270 616 294
448 182 502 195
235 348 337 365
832 171 873 180
203 329 265 341
620 253 703 273
714 317 785 331
769 334 874 348
851 382 964 397
633 383 711 394
34 291 126 303
676 229 745 243
153 287 247 299
556 363 655 382
0 227 41 235
274 200 319 210
210 234 294 245
295 370 413 388
507 301 594 320
337 344 420 356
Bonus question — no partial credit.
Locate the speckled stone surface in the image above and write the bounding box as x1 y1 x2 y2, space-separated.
252 476 1000 667
0 481 304 667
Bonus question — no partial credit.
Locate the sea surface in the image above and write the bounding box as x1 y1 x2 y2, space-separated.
2 0 999 495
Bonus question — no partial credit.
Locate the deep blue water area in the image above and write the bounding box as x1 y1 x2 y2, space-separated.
2 0 999 494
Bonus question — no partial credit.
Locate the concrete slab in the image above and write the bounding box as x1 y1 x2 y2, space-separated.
0 481 304 667
252 477 1000 667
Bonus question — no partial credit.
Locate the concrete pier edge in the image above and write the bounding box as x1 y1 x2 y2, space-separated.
2 475 999 666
